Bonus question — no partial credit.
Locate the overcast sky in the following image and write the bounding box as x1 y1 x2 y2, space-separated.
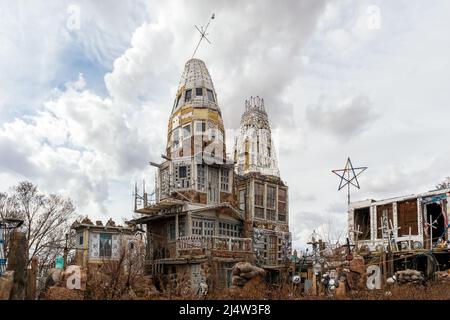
1 0 450 251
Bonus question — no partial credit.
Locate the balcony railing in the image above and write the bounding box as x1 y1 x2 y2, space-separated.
176 235 252 253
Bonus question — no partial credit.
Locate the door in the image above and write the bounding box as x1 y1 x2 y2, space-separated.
208 167 219 204
191 264 205 294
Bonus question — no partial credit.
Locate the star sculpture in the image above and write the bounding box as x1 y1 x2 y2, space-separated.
332 157 367 206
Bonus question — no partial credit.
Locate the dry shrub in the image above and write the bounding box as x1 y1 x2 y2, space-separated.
45 287 84 300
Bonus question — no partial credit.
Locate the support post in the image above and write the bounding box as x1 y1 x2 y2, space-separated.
7 231 28 300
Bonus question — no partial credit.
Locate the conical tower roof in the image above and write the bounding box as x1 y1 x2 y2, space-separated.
167 59 226 160
171 58 220 114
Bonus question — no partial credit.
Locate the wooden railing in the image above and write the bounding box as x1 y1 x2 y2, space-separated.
176 235 252 253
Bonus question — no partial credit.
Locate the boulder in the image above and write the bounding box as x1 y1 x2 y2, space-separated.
240 271 257 280
0 271 15 300
349 256 365 275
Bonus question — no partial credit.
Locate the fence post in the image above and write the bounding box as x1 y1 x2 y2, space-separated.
26 257 38 300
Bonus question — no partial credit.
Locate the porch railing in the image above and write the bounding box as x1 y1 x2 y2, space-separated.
176 235 252 253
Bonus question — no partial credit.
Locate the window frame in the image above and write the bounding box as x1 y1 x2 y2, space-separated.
220 169 229 192
167 221 176 241
195 121 207 134
219 221 240 238
207 89 215 102
182 123 192 139
197 164 206 191
172 127 180 149
185 89 192 102
254 182 265 219
99 233 112 258
239 189 246 211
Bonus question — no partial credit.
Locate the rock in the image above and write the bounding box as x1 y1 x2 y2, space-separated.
232 276 246 287
349 256 365 275
386 277 396 285
0 271 15 300
235 262 254 274
240 271 257 279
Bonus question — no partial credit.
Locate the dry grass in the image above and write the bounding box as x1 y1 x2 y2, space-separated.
45 269 450 300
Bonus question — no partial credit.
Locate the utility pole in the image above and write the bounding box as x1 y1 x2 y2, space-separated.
63 233 68 271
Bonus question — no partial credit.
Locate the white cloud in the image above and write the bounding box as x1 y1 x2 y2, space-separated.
1 0 450 252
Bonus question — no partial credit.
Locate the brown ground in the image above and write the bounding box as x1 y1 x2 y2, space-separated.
44 278 450 300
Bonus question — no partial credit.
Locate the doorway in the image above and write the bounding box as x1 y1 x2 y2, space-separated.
425 202 446 243
208 167 219 204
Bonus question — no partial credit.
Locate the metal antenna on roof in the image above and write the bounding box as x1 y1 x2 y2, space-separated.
192 13 215 59
332 157 367 207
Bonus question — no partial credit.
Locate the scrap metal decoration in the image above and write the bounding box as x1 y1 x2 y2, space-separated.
0 218 24 275
192 13 215 58
332 157 367 207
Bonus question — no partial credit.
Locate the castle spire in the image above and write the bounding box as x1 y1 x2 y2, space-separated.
234 96 280 177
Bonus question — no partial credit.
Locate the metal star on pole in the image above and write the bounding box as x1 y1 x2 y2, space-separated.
192 13 215 59
332 157 367 206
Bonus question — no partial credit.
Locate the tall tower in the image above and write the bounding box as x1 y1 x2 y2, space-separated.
234 96 280 177
234 96 290 272
157 58 233 204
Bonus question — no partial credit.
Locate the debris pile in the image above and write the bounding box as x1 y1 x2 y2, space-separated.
231 262 266 289
435 271 450 283
395 269 425 285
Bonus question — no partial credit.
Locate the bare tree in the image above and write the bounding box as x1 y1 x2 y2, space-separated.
0 181 76 273
436 177 450 190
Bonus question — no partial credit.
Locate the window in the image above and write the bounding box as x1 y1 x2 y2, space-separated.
174 164 191 188
183 124 191 139
197 164 206 191
99 233 112 258
173 95 181 110
267 186 276 209
78 234 83 246
196 88 203 96
128 242 135 251
203 220 214 236
278 189 287 214
185 89 192 102
192 219 203 235
167 221 176 240
278 188 287 221
254 183 264 206
179 166 187 178
207 89 215 102
220 169 229 191
219 221 240 237
172 128 180 149
255 207 264 219
192 219 215 236
195 121 207 133
267 186 276 221
239 189 246 211
179 217 186 237
267 209 276 221
254 182 265 219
